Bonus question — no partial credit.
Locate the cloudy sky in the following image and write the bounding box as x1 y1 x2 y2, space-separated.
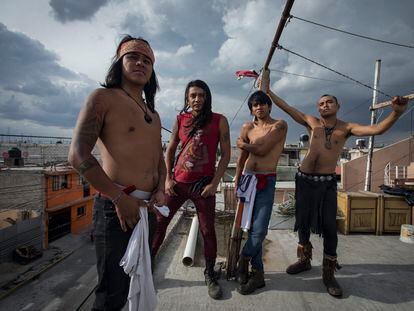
0 0 413 146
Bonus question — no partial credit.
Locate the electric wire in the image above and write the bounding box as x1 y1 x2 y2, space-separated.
229 80 256 128
277 45 394 99
290 14 414 49
269 68 353 84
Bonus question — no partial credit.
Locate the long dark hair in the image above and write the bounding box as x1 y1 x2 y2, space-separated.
248 90 272 112
101 35 159 112
180 80 212 137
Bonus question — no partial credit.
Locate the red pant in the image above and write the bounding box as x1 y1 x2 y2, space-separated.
151 181 217 260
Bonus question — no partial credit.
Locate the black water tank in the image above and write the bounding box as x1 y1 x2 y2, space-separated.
8 147 22 158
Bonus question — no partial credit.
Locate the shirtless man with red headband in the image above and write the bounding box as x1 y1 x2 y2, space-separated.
69 36 165 311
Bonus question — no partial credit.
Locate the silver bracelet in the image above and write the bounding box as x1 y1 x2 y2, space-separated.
111 192 123 205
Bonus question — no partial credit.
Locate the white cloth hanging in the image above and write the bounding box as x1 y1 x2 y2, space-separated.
236 173 257 232
120 191 157 311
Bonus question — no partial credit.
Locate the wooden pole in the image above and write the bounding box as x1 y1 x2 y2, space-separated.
226 0 296 278
263 0 295 71
371 93 414 110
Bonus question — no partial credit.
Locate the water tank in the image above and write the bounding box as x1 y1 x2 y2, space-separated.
356 139 366 149
5 147 24 167
299 134 309 147
8 147 22 158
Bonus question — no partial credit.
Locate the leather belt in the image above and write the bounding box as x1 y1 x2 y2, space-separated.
297 171 335 182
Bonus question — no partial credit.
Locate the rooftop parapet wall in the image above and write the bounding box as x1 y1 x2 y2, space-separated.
342 136 414 192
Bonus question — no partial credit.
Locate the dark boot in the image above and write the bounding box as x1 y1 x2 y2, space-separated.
322 253 343 297
286 243 312 274
237 268 265 295
204 259 223 300
236 255 250 285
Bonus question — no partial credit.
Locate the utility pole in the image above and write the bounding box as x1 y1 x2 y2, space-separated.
364 60 381 192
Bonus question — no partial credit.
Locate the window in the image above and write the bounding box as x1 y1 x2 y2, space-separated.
77 206 86 217
52 174 71 191
52 176 60 191
61 174 68 189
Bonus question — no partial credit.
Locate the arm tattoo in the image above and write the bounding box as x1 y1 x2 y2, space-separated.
78 158 100 175
77 101 105 148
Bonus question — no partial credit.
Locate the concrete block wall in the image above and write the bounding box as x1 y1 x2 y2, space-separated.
0 169 44 212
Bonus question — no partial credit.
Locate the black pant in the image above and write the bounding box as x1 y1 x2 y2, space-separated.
298 227 338 257
92 195 156 311
294 174 338 257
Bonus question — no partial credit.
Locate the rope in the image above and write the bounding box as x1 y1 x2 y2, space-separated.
277 45 394 99
290 14 414 49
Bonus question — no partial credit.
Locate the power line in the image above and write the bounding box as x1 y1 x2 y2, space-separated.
229 80 256 128
340 97 372 118
399 104 414 119
277 45 394 99
269 68 353 84
0 134 71 140
290 14 414 49
162 126 172 133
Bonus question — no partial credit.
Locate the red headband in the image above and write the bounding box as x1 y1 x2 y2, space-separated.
118 39 155 64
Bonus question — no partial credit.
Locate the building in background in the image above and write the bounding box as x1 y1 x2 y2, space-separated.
0 147 96 262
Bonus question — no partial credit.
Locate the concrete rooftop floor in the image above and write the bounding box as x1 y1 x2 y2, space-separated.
152 216 414 311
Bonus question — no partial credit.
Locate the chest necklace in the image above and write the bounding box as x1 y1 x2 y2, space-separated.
121 88 152 124
322 119 337 150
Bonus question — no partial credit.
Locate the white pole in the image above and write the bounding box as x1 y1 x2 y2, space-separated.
182 215 199 267
364 59 381 192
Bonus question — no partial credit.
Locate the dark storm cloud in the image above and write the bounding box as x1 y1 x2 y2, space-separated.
259 0 414 144
5 78 62 97
49 0 111 23
0 88 90 129
120 0 227 76
0 23 77 87
0 23 96 129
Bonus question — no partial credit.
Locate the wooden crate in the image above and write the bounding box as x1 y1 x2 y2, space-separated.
378 194 412 234
412 206 414 226
337 191 379 235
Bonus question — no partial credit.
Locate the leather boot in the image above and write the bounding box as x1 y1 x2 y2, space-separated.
236 255 250 285
322 253 343 297
286 243 312 274
204 259 223 300
237 268 265 295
